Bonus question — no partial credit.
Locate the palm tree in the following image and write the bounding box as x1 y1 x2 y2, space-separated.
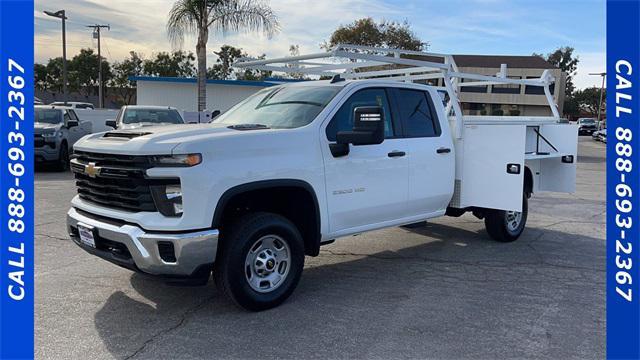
167 0 279 111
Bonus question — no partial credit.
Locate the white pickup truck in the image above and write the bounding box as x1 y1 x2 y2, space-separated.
67 46 578 311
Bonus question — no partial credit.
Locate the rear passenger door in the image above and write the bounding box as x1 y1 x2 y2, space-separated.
390 88 454 216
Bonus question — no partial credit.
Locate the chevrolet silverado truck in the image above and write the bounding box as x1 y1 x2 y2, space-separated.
35 105 92 171
67 46 578 311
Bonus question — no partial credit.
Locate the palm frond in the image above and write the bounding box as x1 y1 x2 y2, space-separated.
208 0 280 38
167 0 207 48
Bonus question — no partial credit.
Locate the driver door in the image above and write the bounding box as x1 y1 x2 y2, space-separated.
322 87 409 234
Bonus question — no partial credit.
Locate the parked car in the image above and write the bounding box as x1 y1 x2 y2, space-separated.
577 118 597 135
49 101 95 110
599 128 607 143
105 105 185 130
35 106 92 170
592 129 603 141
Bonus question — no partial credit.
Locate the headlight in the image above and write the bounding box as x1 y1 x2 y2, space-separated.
41 130 60 138
150 183 183 217
150 154 202 167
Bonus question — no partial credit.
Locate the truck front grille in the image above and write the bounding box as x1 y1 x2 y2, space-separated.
71 151 178 213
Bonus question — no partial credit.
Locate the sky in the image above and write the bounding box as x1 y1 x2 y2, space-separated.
34 0 606 89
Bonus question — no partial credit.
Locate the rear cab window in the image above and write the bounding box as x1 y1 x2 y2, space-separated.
392 88 441 138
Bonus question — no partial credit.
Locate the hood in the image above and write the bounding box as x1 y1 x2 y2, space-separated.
73 123 273 155
34 122 61 134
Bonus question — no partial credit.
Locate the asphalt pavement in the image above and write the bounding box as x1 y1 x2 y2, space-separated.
35 137 605 359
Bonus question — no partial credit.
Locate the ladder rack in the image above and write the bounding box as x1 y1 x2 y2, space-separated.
233 44 561 139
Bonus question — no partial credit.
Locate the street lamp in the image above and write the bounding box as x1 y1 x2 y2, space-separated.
589 72 606 126
44 10 68 104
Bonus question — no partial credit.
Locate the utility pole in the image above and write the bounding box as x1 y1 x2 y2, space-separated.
86 24 110 108
589 72 606 126
44 10 67 104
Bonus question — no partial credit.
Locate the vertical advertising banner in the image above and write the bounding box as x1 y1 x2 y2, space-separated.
607 0 640 359
0 0 35 359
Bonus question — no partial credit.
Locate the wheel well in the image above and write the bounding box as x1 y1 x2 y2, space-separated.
213 181 321 256
524 166 533 198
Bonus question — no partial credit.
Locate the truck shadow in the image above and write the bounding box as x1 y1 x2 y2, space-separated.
93 221 605 359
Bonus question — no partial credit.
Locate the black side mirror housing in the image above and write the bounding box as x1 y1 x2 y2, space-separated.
211 110 221 119
330 106 385 157
66 120 79 128
105 119 117 129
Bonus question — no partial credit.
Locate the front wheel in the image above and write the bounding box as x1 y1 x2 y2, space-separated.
484 194 528 242
214 212 305 311
54 144 69 171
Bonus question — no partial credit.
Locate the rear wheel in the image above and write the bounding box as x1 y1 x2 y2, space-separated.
484 194 528 242
214 212 305 311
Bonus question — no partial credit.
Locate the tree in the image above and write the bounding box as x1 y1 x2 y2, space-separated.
208 45 243 79
143 50 196 77
34 63 48 91
44 57 65 92
207 45 271 80
68 48 112 97
111 51 145 105
167 0 279 111
534 46 579 96
323 18 426 51
574 87 606 115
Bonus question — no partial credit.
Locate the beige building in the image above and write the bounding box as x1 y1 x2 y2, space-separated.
420 55 566 116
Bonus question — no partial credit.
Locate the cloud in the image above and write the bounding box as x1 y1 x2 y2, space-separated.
35 0 605 90
573 51 606 89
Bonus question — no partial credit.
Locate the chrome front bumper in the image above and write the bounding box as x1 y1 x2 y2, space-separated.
67 207 219 277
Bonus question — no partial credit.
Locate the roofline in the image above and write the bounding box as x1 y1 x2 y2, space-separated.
129 76 276 87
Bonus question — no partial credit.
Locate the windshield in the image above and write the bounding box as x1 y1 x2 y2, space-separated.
122 109 184 124
579 119 596 124
35 109 62 124
214 85 342 129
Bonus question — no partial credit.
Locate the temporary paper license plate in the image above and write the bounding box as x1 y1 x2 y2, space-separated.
77 223 96 248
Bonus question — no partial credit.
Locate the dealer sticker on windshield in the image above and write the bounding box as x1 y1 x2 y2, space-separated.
77 224 96 248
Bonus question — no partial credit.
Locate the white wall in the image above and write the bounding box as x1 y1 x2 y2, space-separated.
136 81 266 112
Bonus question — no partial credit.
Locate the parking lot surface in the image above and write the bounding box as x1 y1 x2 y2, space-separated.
35 137 605 360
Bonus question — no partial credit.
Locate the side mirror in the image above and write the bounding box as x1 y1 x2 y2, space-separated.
330 106 385 157
66 120 79 128
105 119 117 129
211 110 221 119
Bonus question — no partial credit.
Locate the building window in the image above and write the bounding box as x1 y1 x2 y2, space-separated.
492 76 521 94
460 78 487 93
525 76 555 95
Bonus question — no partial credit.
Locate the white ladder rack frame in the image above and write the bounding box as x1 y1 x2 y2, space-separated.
234 44 561 139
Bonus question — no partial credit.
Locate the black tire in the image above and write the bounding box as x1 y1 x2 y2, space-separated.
214 212 305 311
54 144 69 171
484 194 528 242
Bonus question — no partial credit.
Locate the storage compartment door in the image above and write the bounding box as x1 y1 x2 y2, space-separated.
538 124 578 193
460 124 526 212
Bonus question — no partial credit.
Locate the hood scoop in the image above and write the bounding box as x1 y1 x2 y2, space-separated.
227 124 270 131
102 131 152 140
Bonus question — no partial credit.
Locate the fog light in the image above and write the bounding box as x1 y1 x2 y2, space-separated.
150 183 183 217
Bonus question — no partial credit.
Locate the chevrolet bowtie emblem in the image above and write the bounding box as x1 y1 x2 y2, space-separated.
84 162 101 178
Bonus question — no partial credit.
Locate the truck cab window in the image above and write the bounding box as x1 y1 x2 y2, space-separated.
396 89 441 137
326 88 394 142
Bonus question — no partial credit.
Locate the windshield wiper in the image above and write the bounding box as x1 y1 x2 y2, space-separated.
227 123 270 130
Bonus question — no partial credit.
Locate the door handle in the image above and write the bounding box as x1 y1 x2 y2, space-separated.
388 151 406 158
436 147 451 154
